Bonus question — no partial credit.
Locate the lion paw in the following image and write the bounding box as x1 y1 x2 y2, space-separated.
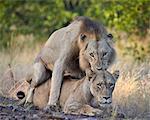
92 109 103 116
43 105 53 113
44 104 61 113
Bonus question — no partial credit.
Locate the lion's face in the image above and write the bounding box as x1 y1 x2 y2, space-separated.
79 34 115 71
88 70 119 109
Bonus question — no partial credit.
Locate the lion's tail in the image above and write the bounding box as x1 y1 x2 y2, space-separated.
16 91 25 99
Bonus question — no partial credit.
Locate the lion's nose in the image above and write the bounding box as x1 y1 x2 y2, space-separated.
103 96 110 100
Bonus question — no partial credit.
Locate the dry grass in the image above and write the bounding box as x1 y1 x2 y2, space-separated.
111 61 150 118
0 34 42 76
0 34 150 119
0 34 41 96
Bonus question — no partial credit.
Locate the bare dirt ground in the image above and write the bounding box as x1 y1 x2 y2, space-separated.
0 96 113 120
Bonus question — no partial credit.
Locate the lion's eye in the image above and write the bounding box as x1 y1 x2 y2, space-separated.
80 34 87 41
90 53 94 57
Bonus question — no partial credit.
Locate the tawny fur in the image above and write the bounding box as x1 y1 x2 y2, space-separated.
33 70 119 116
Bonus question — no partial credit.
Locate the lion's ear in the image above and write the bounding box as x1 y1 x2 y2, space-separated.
107 33 113 40
112 70 119 81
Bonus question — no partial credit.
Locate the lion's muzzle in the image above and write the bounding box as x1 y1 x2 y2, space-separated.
98 97 112 108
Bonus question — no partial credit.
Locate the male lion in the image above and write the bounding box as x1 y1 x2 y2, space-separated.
23 16 115 111
79 35 115 72
32 69 119 116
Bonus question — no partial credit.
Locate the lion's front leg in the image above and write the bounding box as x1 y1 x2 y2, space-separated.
64 103 103 116
44 58 66 112
77 104 103 116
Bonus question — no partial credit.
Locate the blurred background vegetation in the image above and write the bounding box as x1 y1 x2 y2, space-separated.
0 0 150 62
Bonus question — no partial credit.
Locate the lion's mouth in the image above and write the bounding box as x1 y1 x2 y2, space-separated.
99 101 112 104
98 102 112 108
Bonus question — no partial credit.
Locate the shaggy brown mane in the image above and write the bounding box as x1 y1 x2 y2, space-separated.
73 16 107 38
